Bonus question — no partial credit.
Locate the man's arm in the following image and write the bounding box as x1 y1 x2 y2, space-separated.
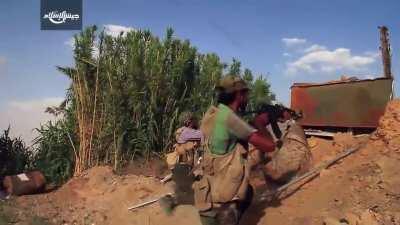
226 111 276 153
250 112 276 152
248 131 275 152
252 112 274 139
253 112 282 139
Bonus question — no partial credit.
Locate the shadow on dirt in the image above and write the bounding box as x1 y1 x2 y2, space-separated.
239 174 319 225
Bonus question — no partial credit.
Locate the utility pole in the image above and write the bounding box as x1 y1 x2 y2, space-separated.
379 26 392 79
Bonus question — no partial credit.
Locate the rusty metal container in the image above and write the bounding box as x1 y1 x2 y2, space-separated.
290 77 393 128
3 171 46 196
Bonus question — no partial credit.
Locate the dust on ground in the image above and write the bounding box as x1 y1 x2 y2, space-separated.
5 100 400 225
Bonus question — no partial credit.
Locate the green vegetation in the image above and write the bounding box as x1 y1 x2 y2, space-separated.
26 25 275 182
0 125 73 185
0 127 31 179
32 120 75 185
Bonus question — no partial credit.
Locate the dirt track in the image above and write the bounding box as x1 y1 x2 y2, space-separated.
8 100 400 225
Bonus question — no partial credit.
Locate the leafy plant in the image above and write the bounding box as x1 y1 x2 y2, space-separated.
47 25 276 175
32 119 75 185
0 127 31 179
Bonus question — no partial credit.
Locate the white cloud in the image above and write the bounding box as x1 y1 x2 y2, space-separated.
104 24 135 37
64 24 136 58
283 52 291 57
282 38 307 47
63 24 136 49
364 51 380 59
303 44 327 53
0 97 63 144
363 75 375 79
286 48 376 75
64 37 75 48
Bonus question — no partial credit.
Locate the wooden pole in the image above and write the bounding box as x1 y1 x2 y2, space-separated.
379 26 392 79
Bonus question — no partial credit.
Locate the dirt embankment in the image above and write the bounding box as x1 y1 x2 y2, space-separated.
9 99 400 225
372 99 400 152
14 166 201 225
241 100 400 225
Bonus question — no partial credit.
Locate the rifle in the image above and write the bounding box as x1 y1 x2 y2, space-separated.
245 104 302 120
244 104 302 139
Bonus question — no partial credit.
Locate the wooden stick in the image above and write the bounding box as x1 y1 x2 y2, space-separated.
128 192 173 211
160 173 173 183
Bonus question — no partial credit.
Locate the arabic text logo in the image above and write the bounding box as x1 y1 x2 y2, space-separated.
43 11 80 24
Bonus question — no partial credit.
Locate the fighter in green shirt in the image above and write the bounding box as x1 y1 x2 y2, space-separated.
195 75 276 225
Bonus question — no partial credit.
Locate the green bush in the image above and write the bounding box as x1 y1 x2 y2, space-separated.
32 120 75 185
37 25 276 175
0 127 31 179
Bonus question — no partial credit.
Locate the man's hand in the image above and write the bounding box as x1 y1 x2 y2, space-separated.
248 131 275 153
252 112 275 139
253 112 269 128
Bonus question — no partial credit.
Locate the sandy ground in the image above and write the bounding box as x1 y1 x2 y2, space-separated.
12 166 201 225
6 100 400 225
242 137 400 225
239 100 400 225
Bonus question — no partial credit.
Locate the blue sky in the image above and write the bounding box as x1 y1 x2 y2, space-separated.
0 0 399 141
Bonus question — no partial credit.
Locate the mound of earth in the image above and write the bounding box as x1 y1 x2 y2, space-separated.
372 99 400 152
241 100 400 225
8 99 400 225
15 166 201 225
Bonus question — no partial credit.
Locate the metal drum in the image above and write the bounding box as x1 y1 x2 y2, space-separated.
3 171 46 196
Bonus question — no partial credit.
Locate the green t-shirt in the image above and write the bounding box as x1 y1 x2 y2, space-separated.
207 104 256 155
